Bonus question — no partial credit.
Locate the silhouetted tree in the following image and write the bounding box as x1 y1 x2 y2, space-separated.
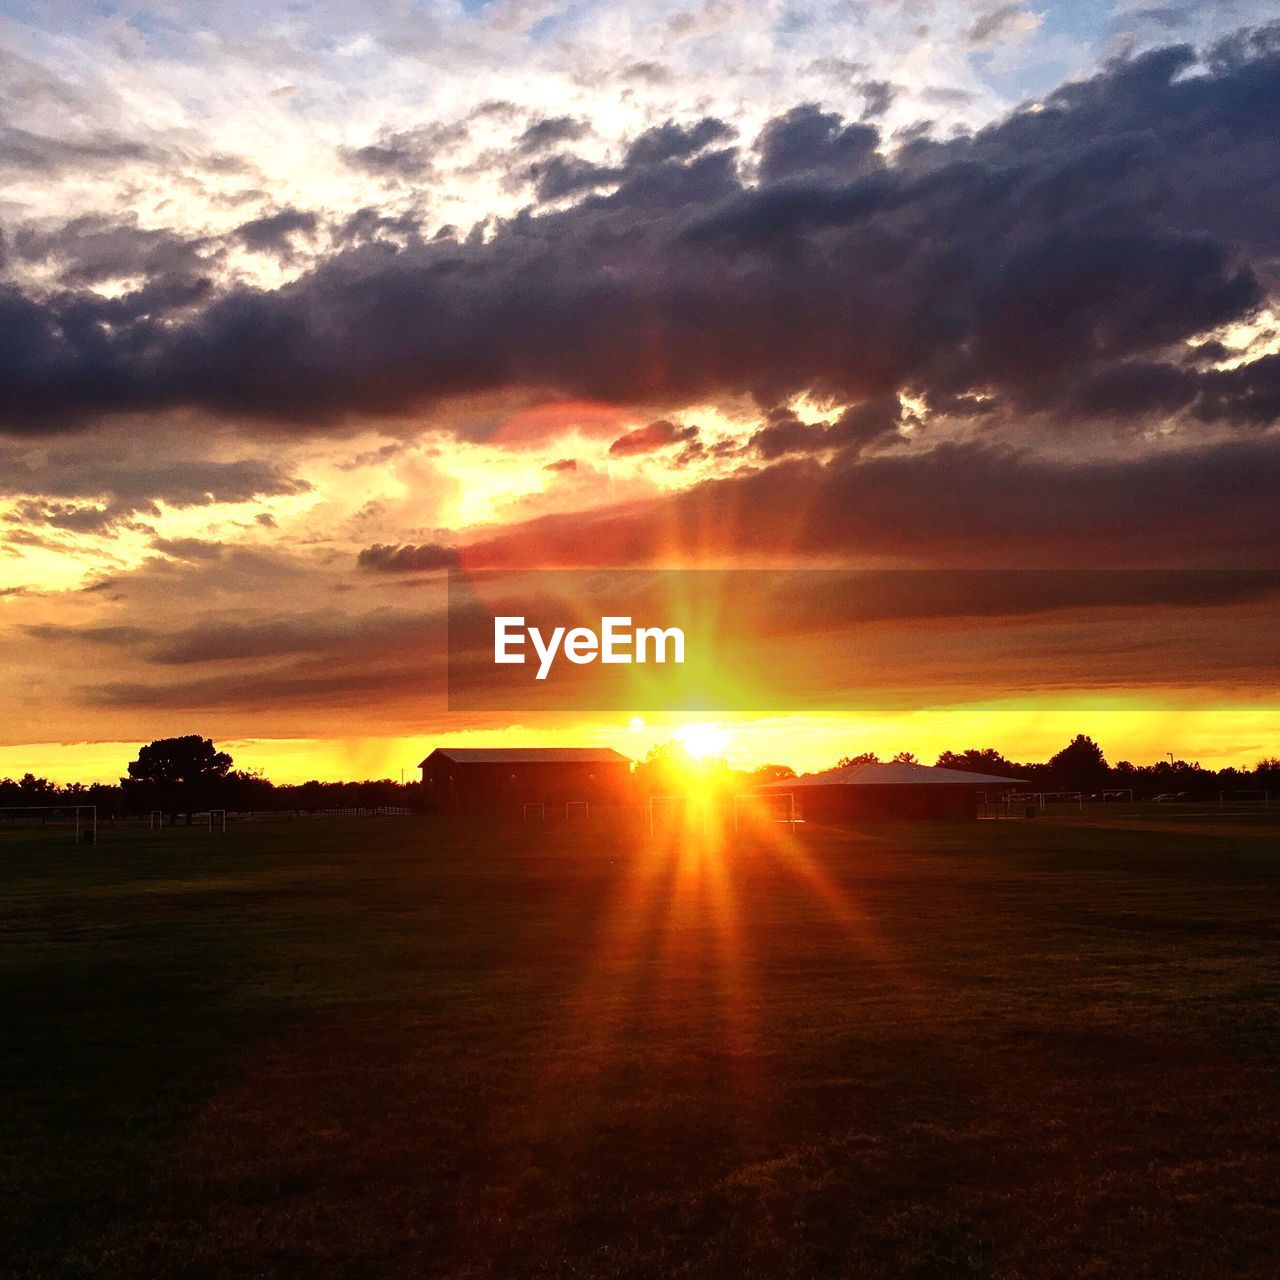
935 748 1021 777
1047 735 1109 791
837 752 879 767
122 735 234 821
891 751 918 764
753 763 797 782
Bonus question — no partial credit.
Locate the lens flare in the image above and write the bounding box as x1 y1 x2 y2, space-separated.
675 723 731 760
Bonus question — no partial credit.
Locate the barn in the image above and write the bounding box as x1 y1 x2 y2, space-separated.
419 747 633 813
759 759 1026 822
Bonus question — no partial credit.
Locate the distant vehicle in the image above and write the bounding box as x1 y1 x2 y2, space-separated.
1153 792 1194 802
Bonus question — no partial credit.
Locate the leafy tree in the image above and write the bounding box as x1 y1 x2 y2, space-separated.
633 741 733 796
891 751 918 764
1253 758 1280 789
837 752 880 767
935 748 1021 777
1047 735 1109 791
753 763 797 782
122 736 234 819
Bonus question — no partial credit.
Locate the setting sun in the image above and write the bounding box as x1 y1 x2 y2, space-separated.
675 723 732 760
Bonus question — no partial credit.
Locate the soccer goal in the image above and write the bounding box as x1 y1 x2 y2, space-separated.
0 804 97 844
1219 789 1270 811
522 802 545 822
192 809 228 833
732 792 798 833
565 800 590 820
1013 791 1083 811
977 792 1026 820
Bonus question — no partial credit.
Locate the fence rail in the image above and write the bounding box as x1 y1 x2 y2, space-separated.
134 806 413 825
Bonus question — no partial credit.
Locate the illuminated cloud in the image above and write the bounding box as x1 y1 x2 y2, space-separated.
3 8 1280 775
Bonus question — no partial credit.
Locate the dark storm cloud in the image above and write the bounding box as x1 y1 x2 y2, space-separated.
749 396 903 459
24 623 151 646
0 451 308 513
525 116 733 201
608 419 699 456
234 208 319 255
150 537 229 561
76 610 447 709
860 80 897 120
8 498 147 534
8 215 217 288
1 27 1279 435
624 117 735 167
342 120 470 179
515 115 590 154
357 542 460 573
442 434 1280 570
754 105 881 182
333 206 427 249
84 665 435 710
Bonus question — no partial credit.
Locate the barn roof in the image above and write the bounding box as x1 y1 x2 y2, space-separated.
419 747 632 767
763 760 1026 788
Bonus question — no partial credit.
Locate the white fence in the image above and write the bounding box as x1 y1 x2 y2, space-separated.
142 805 412 825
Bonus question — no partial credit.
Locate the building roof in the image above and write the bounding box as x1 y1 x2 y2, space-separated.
419 747 632 767
763 760 1026 789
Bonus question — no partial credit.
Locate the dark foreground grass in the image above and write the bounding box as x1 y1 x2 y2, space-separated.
2 811 1278 1279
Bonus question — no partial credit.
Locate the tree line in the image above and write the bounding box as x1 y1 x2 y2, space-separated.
0 736 423 819
812 735 1280 797
4 733 1279 815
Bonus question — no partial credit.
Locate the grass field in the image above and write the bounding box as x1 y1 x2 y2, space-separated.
3 810 1279 1279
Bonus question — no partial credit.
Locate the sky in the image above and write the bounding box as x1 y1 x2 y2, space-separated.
2 0 1280 782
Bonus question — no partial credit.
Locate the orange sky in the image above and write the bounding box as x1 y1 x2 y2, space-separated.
4 18 1280 784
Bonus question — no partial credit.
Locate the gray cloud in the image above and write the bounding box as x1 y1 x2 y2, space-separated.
343 120 470 179
0 26 1277 445
234 208 319 256
357 542 460 573
967 5 1036 49
515 115 590 155
442 433 1280 570
0 123 165 175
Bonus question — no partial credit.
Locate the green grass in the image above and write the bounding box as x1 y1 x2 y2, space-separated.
2 810 1279 1278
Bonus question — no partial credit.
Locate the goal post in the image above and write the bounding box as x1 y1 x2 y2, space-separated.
1101 788 1134 803
1219 789 1270 811
0 804 97 844
1011 791 1083 811
733 792 798 832
522 802 545 822
564 800 589 819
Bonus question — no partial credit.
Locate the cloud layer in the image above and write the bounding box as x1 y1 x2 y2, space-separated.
2 28 1278 439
